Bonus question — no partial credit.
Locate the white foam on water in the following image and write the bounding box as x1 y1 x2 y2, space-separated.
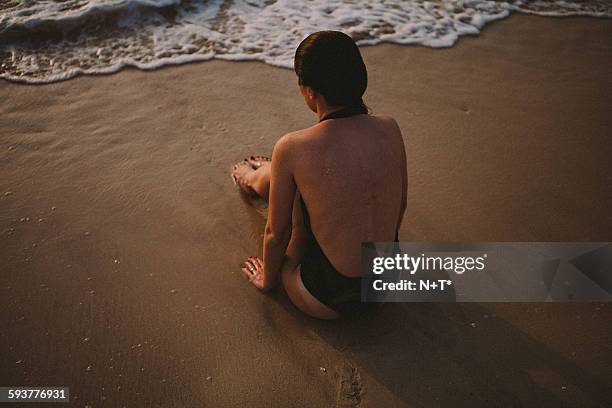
1 0 610 84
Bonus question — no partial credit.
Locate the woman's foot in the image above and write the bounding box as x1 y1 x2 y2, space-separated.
231 159 257 196
247 155 271 169
231 156 272 201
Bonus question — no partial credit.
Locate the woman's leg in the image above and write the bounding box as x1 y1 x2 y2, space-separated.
248 163 271 201
234 157 338 319
280 193 339 320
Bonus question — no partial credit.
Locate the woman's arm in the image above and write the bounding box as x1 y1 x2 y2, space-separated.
261 135 297 290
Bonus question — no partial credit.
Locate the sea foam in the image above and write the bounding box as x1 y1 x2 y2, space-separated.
1 0 610 83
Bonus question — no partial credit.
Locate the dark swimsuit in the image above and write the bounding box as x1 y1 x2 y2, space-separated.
298 105 397 317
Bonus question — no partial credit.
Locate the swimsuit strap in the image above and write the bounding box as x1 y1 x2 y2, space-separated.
319 104 368 123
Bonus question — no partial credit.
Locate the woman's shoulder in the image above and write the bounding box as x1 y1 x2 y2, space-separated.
276 128 311 148
371 113 403 138
372 112 399 127
276 126 321 150
271 129 312 164
278 113 401 147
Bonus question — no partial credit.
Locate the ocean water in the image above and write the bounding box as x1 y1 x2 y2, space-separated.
1 0 611 83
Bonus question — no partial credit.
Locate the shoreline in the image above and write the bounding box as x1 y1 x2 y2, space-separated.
1 14 610 86
1 14 611 407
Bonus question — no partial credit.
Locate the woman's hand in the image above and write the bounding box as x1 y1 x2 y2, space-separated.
242 256 265 290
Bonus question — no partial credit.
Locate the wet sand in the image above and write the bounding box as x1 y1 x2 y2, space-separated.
1 14 611 407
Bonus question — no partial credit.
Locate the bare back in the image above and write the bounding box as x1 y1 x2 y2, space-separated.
289 114 406 277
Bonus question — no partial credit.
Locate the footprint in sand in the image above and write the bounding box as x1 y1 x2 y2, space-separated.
336 364 363 408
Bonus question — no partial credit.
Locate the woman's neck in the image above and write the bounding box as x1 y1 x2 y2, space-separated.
316 105 345 122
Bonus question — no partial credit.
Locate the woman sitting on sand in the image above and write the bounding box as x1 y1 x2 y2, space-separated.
232 31 407 319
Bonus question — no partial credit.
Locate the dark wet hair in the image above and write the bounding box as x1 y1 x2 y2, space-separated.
294 31 368 111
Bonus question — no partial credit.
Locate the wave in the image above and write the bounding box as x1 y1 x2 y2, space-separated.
1 0 611 84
